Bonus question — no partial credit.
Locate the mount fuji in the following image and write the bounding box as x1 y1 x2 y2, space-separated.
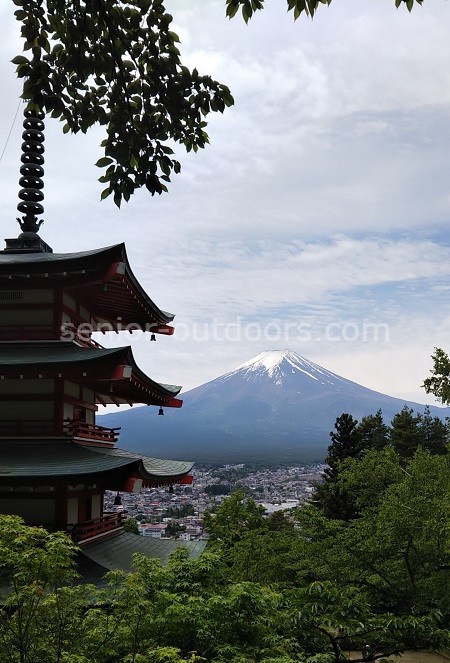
99 350 448 463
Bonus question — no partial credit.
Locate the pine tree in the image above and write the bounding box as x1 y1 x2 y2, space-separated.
420 406 449 455
390 406 424 458
356 409 390 451
313 413 362 520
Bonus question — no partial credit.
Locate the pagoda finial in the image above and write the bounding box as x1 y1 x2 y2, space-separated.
4 108 52 253
17 109 45 233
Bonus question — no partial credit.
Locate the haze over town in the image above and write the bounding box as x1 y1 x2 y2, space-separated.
1 0 450 404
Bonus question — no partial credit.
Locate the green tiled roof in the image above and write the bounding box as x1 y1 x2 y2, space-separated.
0 244 121 265
92 447 193 477
0 243 174 323
81 532 206 573
0 443 138 477
0 342 181 396
0 443 192 480
0 342 123 365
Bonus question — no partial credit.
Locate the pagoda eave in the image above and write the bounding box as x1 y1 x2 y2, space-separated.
0 342 182 406
0 243 175 329
0 443 193 490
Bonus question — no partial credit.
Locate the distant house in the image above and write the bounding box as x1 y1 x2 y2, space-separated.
139 523 167 538
178 526 200 541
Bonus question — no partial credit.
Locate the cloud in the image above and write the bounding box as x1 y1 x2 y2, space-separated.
1 0 450 407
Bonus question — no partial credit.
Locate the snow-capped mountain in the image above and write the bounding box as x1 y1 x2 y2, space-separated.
99 350 448 463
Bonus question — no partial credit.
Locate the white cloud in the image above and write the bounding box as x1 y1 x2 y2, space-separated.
1 0 450 407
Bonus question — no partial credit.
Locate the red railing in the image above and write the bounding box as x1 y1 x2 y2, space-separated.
70 512 125 543
64 420 121 444
0 420 58 436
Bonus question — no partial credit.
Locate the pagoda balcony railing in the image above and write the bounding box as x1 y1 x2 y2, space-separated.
64 419 121 445
0 420 58 437
70 512 125 544
0 324 104 349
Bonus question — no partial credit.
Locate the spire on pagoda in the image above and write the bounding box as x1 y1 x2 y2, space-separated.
4 109 52 254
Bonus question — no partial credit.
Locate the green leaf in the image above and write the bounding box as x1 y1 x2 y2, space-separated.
95 157 114 168
11 55 29 65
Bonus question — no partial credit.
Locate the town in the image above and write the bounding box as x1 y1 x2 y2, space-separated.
104 463 325 541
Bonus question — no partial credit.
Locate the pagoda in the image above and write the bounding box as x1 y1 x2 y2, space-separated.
0 110 193 549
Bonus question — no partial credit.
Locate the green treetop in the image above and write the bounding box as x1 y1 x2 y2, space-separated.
226 0 424 23
12 0 233 206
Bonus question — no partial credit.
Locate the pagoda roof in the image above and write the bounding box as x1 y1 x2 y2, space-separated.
80 533 206 575
0 442 193 486
0 243 174 331
0 341 182 407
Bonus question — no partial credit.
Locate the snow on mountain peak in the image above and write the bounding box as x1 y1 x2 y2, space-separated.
239 350 291 373
233 349 345 386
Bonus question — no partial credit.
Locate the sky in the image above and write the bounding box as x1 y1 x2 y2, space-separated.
1 0 450 406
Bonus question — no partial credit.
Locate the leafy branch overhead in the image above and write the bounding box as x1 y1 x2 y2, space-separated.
12 0 234 206
226 0 423 23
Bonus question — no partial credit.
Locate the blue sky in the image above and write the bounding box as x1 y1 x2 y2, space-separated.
1 0 450 405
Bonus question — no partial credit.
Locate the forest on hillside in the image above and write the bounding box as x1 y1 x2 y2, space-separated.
0 415 449 663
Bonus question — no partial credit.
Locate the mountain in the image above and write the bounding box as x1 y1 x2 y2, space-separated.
98 349 449 463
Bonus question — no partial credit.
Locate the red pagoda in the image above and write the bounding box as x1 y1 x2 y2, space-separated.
0 110 194 556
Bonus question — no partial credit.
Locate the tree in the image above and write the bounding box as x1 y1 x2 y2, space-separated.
123 517 140 534
0 515 99 663
204 484 232 496
297 449 450 620
327 413 362 470
203 489 265 550
0 508 448 662
356 409 390 452
165 521 186 537
226 0 424 23
313 413 363 519
335 447 403 514
390 406 424 459
420 405 449 455
12 0 233 205
423 347 450 405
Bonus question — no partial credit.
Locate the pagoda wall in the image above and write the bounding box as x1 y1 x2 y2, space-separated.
0 495 55 525
0 288 54 338
61 292 96 340
68 488 103 524
0 378 55 434
0 401 53 420
63 381 96 425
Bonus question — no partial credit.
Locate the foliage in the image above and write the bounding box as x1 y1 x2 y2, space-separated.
334 447 403 514
296 450 450 618
166 505 195 518
314 401 448 520
225 0 423 24
0 515 94 663
203 485 231 497
419 405 448 455
0 467 449 663
357 409 390 452
423 347 450 405
313 413 363 520
12 0 233 205
203 489 265 550
124 518 140 534
165 522 186 537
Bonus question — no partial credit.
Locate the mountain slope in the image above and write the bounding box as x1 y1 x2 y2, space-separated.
99 350 448 463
